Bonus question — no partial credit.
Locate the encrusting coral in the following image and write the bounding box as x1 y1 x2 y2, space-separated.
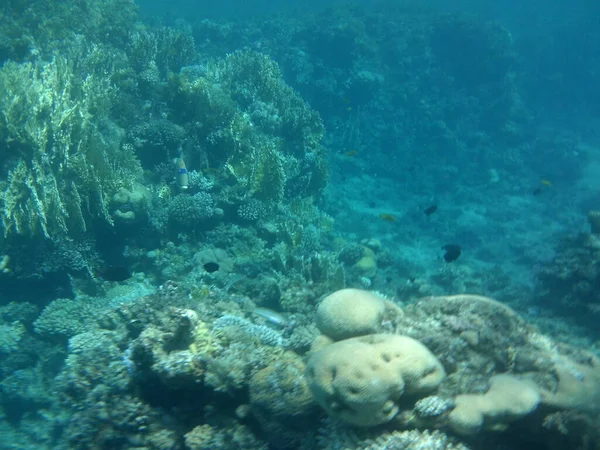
448 374 541 435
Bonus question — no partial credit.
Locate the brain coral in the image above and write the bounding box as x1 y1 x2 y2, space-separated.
315 288 402 341
305 334 445 426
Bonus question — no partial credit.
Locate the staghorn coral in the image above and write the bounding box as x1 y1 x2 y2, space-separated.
360 429 469 450
130 119 187 169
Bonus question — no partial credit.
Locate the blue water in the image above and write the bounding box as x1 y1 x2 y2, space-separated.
0 0 599 448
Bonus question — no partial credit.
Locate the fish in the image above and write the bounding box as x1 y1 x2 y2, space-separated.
343 150 359 157
95 265 132 282
203 262 220 273
253 307 289 328
540 179 552 187
380 213 397 222
424 204 438 216
177 158 189 190
442 244 462 263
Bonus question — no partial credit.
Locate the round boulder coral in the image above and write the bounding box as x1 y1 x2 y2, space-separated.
305 334 445 426
316 289 400 340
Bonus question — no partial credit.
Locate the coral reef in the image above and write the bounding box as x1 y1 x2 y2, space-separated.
2 278 599 449
536 224 600 330
1 1 600 450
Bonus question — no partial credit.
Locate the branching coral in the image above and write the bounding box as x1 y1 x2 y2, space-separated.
171 49 327 210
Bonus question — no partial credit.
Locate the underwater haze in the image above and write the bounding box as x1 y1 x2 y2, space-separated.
0 0 599 448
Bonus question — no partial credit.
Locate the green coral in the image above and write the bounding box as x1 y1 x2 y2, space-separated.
171 49 327 209
0 44 142 238
0 322 25 354
33 296 104 341
0 0 137 61
127 27 197 80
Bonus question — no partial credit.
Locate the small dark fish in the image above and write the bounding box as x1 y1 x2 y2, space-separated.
442 244 462 263
203 262 220 273
96 265 132 282
424 204 438 216
532 187 542 196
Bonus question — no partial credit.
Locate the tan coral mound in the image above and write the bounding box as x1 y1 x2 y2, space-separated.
316 288 401 340
448 374 541 435
305 334 445 426
540 353 600 413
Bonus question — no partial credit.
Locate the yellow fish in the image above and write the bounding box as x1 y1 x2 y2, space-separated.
540 179 552 187
379 213 397 222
